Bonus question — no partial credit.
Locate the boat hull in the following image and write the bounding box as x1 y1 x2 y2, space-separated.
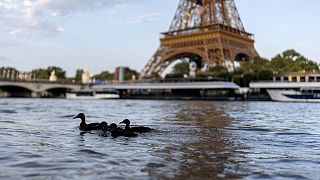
267 90 320 102
66 93 120 100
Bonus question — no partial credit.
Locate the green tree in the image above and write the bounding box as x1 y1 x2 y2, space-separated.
47 66 66 80
0 67 18 72
208 66 228 73
209 66 230 79
124 67 139 80
32 66 66 80
257 69 273 81
242 72 257 87
196 66 230 80
240 57 271 72
93 71 113 80
231 49 319 86
74 69 83 82
172 61 189 75
270 49 319 72
31 68 48 79
0 67 18 78
165 73 184 79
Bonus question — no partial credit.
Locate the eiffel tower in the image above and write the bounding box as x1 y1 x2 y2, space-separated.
141 0 258 78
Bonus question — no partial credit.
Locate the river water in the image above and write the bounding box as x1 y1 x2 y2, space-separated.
0 99 319 179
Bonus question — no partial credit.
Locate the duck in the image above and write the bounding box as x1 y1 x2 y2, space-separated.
99 121 109 131
120 119 153 133
73 113 101 131
108 123 138 138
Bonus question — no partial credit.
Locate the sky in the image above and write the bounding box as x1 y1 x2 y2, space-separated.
0 0 319 76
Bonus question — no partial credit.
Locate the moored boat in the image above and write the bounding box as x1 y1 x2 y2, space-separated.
267 89 320 102
250 81 320 102
66 89 119 99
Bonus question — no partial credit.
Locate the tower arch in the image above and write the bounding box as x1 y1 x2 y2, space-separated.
141 0 259 78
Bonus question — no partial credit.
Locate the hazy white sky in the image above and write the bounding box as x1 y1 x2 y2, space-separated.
0 0 319 76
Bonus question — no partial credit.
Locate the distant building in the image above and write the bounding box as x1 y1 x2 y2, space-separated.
0 69 34 80
18 72 33 81
273 71 320 82
0 69 18 79
82 69 91 84
114 66 125 82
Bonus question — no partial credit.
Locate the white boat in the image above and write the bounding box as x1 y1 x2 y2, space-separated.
267 89 320 102
66 89 120 99
250 81 320 102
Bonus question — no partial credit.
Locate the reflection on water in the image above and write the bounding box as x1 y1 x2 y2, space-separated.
144 102 242 179
0 99 320 179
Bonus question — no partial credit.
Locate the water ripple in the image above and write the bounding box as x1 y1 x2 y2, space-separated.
77 149 107 156
0 99 319 179
0 109 17 114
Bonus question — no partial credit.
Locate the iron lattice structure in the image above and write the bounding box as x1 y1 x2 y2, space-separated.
141 0 258 78
169 0 245 34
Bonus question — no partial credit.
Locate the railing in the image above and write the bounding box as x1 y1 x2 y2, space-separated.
0 78 81 85
99 77 230 85
161 24 254 40
0 77 232 86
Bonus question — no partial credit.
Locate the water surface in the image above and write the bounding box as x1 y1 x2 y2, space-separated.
0 99 319 179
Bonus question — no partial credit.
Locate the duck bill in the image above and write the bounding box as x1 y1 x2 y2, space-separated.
73 115 79 119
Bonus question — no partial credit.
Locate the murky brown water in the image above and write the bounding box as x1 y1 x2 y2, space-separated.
0 99 319 179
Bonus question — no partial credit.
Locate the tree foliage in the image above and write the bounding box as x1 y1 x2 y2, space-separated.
232 49 318 86
32 66 66 80
269 49 318 72
0 67 18 78
196 66 231 80
124 67 139 80
74 69 83 82
0 67 18 72
165 73 184 79
163 49 319 86
172 61 190 75
93 71 113 80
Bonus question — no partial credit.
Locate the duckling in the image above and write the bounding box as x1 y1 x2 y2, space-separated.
73 113 101 131
106 123 118 132
120 119 153 133
108 123 138 138
99 121 108 131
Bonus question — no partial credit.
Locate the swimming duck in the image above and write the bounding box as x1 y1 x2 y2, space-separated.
108 123 138 138
120 119 153 133
99 121 109 131
73 113 101 131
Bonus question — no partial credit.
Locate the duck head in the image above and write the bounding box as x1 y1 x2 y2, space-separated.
100 121 108 127
120 119 130 125
100 121 108 130
109 123 118 130
73 113 85 121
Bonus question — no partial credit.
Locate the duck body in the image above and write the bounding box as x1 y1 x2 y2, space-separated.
73 113 101 131
109 123 138 138
120 119 153 133
79 122 101 131
111 129 138 138
129 126 153 133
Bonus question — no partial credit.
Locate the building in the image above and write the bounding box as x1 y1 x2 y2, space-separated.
18 72 33 81
273 71 320 82
82 69 92 84
114 66 125 82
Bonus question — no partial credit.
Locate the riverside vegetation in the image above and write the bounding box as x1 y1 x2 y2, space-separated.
165 49 319 86
0 49 318 87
